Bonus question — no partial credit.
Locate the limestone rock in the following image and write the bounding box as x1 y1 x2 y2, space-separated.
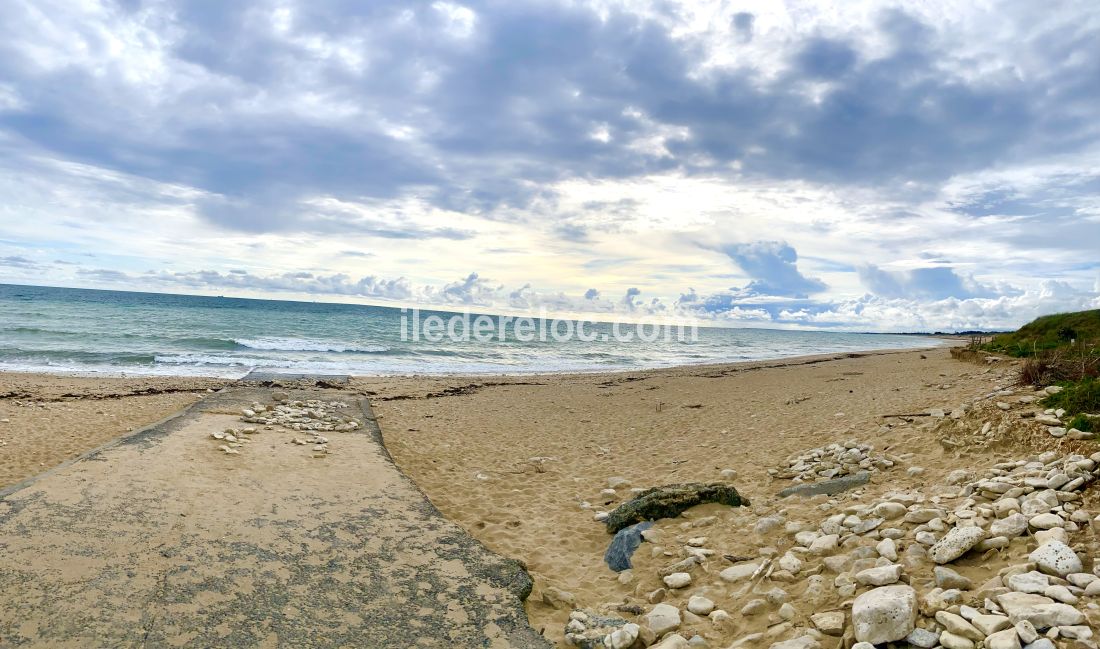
855 564 902 586
928 526 987 564
686 596 714 616
934 566 973 590
851 585 917 644
809 611 844 636
645 603 681 636
1028 540 1082 577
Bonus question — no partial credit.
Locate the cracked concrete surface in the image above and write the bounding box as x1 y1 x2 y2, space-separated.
0 384 548 648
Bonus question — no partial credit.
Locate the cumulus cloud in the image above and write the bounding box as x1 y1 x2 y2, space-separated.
0 1 1098 331
857 265 1006 300
717 241 827 298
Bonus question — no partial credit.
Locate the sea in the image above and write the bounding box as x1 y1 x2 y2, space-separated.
0 284 941 377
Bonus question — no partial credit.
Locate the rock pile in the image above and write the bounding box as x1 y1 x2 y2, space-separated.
770 441 896 483
240 399 361 432
210 398 359 457
565 442 1100 649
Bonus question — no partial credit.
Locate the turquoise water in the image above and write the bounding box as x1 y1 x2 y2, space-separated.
0 284 940 377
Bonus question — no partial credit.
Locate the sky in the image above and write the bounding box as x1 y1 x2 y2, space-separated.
0 0 1098 332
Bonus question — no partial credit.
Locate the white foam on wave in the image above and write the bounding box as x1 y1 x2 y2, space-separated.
233 337 390 353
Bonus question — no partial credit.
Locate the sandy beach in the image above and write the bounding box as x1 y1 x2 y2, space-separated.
0 373 230 490
5 345 1100 647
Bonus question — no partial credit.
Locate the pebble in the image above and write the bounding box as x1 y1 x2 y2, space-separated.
686 595 714 615
663 572 692 589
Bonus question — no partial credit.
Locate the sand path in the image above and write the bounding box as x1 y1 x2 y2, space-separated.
0 382 547 648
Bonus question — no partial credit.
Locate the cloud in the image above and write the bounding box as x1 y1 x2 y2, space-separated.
4 0 1098 234
717 241 827 298
0 255 39 268
131 268 414 300
857 265 1005 300
731 13 754 44
0 1 1098 333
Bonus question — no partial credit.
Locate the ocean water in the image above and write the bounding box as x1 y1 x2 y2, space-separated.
0 284 941 377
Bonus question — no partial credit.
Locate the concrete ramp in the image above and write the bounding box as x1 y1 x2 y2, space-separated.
0 384 548 648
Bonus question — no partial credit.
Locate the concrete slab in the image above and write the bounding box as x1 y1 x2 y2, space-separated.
0 386 548 648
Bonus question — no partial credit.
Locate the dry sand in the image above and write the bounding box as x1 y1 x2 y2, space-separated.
5 346 1094 647
0 373 230 489
354 346 1061 645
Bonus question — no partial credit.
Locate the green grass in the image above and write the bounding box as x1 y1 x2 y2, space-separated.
983 309 1100 357
1067 413 1094 433
1043 378 1100 423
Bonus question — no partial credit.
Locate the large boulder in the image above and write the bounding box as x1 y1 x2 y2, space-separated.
604 521 653 572
604 483 748 533
851 585 918 644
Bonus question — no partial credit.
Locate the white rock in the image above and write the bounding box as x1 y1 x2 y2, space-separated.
1014 620 1039 643
876 538 898 561
855 564 903 586
991 513 1029 538
1028 513 1064 530
1029 540 1083 576
938 630 975 649
874 502 906 519
808 534 839 555
778 602 797 620
934 565 972 590
1068 572 1098 588
971 613 1011 635
809 611 845 636
984 628 1021 649
778 552 802 574
851 585 917 644
928 527 987 564
935 610 983 641
650 633 690 649
608 623 640 649
1043 584 1076 603
1007 571 1049 594
645 603 681 636
686 595 714 615
719 562 760 583
995 592 1085 629
663 572 692 589
767 637 820 649
904 628 940 648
